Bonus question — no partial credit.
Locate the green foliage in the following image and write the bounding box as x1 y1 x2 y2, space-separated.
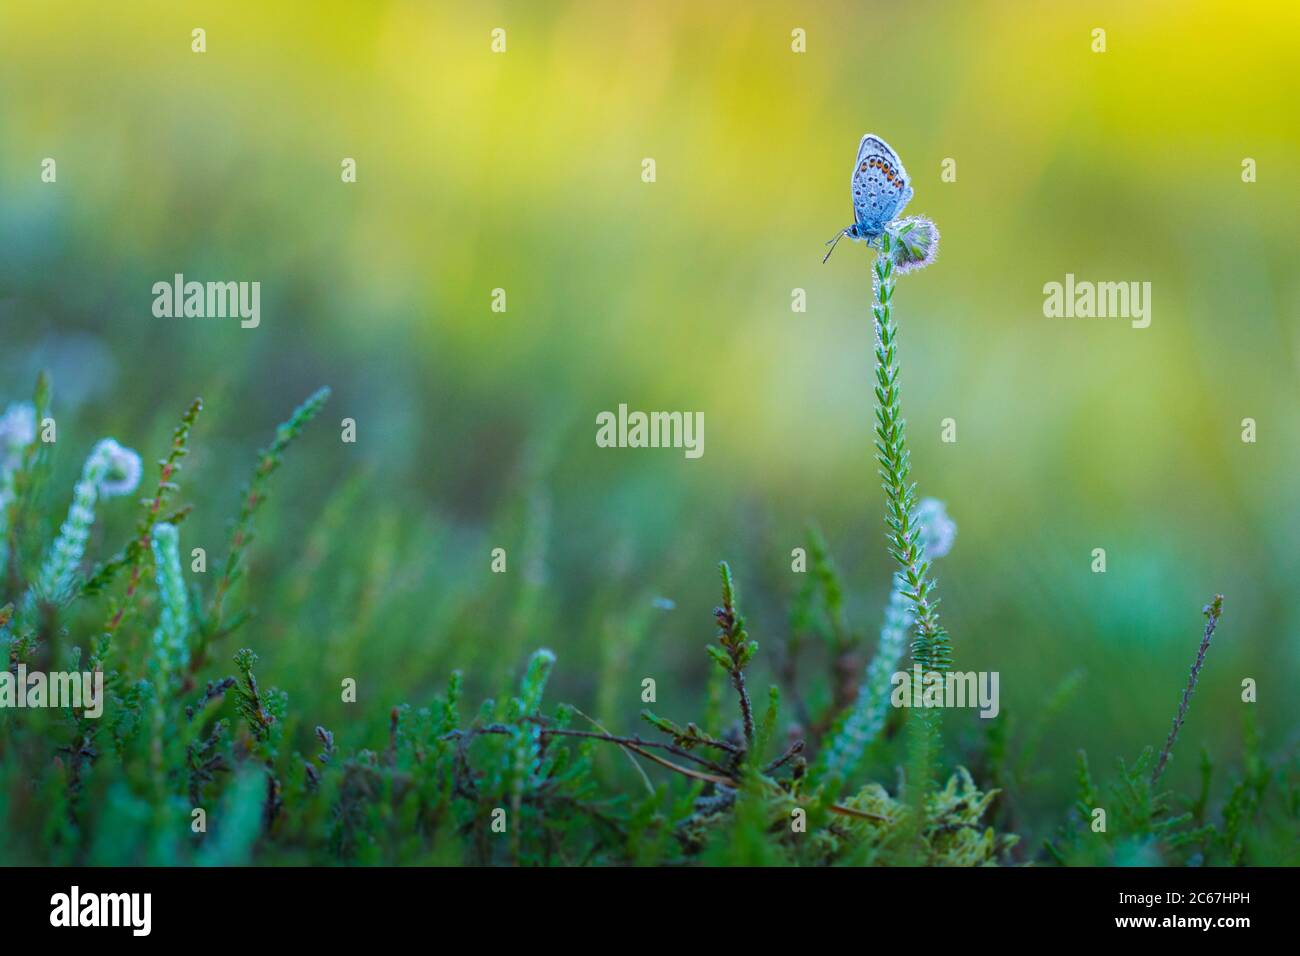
815 499 956 789
1045 603 1295 866
824 768 1017 866
0 370 1290 867
209 386 331 636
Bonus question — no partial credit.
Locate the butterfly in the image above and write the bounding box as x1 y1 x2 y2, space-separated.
824 134 936 270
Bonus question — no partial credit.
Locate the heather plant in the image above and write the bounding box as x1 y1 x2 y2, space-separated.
0 402 37 579
0 360 1292 866
815 497 955 786
1044 597 1295 866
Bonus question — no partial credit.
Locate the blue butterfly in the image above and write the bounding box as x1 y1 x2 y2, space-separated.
823 133 914 263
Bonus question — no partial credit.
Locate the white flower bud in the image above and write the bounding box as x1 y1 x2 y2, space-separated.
89 438 143 498
0 402 37 476
914 497 956 559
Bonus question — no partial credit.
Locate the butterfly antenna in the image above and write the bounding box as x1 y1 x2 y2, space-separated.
822 229 848 264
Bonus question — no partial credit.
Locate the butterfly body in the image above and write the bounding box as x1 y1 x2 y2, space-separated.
824 133 927 264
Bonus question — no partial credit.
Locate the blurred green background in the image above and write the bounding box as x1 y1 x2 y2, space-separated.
2 0 1297 844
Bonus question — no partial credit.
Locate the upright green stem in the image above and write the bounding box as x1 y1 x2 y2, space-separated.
872 235 951 817
872 234 950 674
713 562 756 755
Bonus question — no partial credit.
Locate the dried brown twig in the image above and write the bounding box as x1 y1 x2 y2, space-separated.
1152 594 1224 785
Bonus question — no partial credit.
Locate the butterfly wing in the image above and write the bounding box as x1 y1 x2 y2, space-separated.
850 134 913 238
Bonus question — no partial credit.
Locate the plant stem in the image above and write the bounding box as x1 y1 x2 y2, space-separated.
872 234 950 812
872 234 950 673
715 561 756 754
99 397 202 670
447 725 886 822
1152 594 1224 785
